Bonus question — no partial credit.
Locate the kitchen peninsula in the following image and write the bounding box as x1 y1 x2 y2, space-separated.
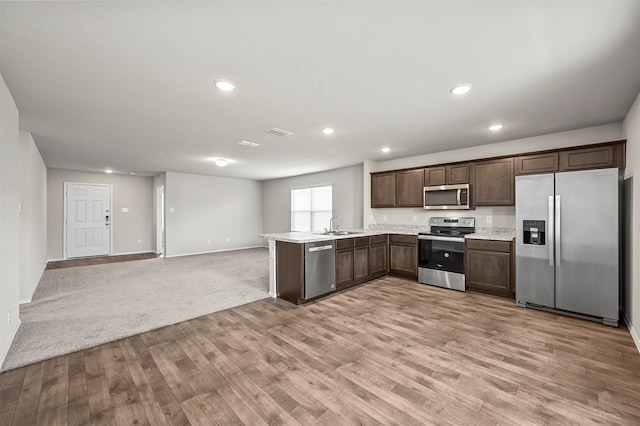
259 229 415 303
260 226 515 304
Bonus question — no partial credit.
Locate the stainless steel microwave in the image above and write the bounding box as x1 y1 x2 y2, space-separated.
423 184 473 210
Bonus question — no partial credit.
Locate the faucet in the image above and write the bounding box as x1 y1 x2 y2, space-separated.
329 216 341 233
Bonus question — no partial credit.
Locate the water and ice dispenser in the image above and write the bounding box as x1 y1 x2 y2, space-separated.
523 220 546 245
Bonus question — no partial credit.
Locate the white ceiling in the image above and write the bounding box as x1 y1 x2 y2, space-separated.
1 1 639 180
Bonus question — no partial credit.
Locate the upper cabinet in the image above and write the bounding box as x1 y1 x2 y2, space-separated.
559 144 620 172
447 163 470 184
471 158 515 206
516 152 559 175
424 163 469 186
371 140 625 208
395 169 424 207
371 172 396 208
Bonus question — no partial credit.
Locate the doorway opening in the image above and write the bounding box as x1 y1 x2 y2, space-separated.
156 185 165 255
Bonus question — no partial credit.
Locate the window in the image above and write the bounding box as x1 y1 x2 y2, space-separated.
291 185 332 232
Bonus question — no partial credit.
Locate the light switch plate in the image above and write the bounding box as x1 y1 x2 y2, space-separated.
121 207 129 213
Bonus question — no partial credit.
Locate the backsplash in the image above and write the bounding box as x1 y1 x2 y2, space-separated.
367 206 516 229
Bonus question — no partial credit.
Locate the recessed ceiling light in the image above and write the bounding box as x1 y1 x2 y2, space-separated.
215 159 228 167
105 169 113 174
214 79 236 91
381 147 391 153
322 128 334 135
489 123 504 131
237 140 261 148
450 83 472 95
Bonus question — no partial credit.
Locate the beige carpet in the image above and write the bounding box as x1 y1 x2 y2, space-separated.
1 248 269 371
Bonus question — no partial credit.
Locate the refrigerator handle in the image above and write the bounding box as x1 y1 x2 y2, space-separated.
548 195 554 267
555 195 561 266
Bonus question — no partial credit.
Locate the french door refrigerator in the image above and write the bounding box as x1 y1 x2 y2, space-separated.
515 168 620 326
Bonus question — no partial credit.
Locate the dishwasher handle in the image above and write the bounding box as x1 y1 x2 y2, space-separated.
309 244 333 252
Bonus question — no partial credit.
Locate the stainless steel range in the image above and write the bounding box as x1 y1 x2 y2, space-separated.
418 217 475 291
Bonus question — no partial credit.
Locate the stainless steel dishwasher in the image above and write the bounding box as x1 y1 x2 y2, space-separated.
304 241 336 299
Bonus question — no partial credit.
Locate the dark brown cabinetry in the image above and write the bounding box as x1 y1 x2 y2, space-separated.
335 239 355 291
353 237 370 284
372 140 625 208
395 169 424 207
424 166 446 186
371 172 395 207
388 234 417 279
336 235 388 290
275 241 305 304
465 239 514 298
516 152 559 175
369 235 388 279
425 164 469 186
471 158 515 206
559 145 615 171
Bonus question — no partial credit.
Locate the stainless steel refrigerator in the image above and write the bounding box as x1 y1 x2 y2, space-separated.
515 168 620 326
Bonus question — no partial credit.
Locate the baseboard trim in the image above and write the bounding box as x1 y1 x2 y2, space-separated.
165 245 266 258
623 312 640 354
111 250 156 256
0 319 22 370
19 298 31 305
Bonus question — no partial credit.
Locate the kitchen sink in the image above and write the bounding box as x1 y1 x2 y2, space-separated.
313 230 363 236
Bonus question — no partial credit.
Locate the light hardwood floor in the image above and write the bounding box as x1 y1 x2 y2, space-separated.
1 276 639 425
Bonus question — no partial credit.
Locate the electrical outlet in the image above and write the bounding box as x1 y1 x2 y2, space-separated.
383 215 388 221
8 310 11 325
412 215 417 223
226 237 230 243
207 239 211 244
486 216 492 224
369 215 374 221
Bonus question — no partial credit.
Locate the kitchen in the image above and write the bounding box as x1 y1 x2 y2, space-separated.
261 137 626 326
1 1 640 423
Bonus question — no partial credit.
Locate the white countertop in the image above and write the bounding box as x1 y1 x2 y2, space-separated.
465 228 516 241
259 228 418 243
260 227 516 243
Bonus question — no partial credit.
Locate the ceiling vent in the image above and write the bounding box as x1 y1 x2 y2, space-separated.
237 140 261 148
267 127 294 137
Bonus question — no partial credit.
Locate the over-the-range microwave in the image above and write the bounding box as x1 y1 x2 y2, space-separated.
423 184 474 210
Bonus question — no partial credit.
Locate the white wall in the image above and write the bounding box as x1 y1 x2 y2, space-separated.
364 123 624 229
263 164 364 233
47 169 154 259
0 75 21 366
153 173 166 254
164 172 263 256
19 132 47 303
623 90 640 350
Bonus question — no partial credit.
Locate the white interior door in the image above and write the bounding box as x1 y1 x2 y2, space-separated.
65 183 111 258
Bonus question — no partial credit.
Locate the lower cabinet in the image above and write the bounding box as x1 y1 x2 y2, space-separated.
335 239 355 291
353 237 370 284
388 234 417 279
369 235 388 279
335 235 388 290
465 239 514 298
275 241 305 304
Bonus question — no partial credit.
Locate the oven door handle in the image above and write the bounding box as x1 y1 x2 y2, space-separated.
418 235 465 243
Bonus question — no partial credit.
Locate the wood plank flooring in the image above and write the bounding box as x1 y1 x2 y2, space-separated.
1 276 639 425
46 253 160 270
